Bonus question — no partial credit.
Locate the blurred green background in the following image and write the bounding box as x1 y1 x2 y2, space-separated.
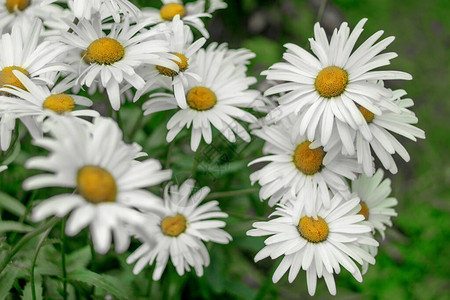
1 0 449 299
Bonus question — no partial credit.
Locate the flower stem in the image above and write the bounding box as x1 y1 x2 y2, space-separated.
205 188 260 200
316 0 328 24
61 218 68 300
0 217 59 275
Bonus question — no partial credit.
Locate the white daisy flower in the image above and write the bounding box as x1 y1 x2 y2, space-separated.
142 43 260 152
134 14 206 108
0 19 70 150
126 179 231 280
263 18 412 146
24 116 172 254
42 0 139 23
343 88 425 175
61 16 177 110
141 0 226 38
0 165 6 172
352 169 397 239
247 193 378 296
0 70 98 142
0 0 66 33
249 116 360 210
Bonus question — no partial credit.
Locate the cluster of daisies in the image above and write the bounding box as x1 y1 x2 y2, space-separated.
247 18 425 295
0 0 424 296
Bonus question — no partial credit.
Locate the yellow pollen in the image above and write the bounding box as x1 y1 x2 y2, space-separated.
0 66 29 91
186 86 217 111
86 38 125 65
314 66 348 98
77 166 117 204
358 105 375 123
293 141 325 175
156 52 189 77
358 201 370 221
43 94 75 114
298 216 329 243
160 3 186 21
161 214 187 237
5 0 30 13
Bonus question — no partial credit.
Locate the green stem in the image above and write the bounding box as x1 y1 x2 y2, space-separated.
205 188 260 200
165 141 175 170
191 147 201 178
61 218 68 300
145 264 155 297
0 217 59 275
315 0 328 24
31 224 56 300
116 110 123 132
227 211 267 222
9 190 36 243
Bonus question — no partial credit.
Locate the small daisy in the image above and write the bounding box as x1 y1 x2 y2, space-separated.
346 88 425 175
134 14 206 108
61 16 177 110
0 70 98 142
0 0 66 33
142 43 260 151
24 116 172 254
249 116 360 210
263 18 411 146
0 19 71 150
126 179 231 280
352 169 397 239
247 193 378 296
141 0 226 38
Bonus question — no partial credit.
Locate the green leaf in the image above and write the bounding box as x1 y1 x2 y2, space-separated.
0 192 26 216
67 269 129 299
66 246 91 271
0 221 34 234
0 266 20 298
22 276 43 300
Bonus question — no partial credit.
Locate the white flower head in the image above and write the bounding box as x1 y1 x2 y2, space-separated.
143 43 260 152
247 193 378 296
249 116 360 210
24 116 172 254
352 169 397 239
61 16 177 110
263 18 412 146
127 179 231 280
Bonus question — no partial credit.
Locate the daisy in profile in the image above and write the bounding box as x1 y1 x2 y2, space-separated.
247 193 378 296
0 19 70 150
345 88 425 175
0 0 65 33
0 70 98 142
142 43 260 151
352 169 397 239
134 15 206 108
249 116 360 210
127 179 231 280
61 16 177 110
263 18 411 146
141 0 227 38
24 116 172 254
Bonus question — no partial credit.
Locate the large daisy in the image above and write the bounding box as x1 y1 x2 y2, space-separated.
126 179 231 280
24 116 172 254
134 15 206 108
247 193 378 296
61 16 177 110
142 43 260 151
249 116 360 210
263 18 412 146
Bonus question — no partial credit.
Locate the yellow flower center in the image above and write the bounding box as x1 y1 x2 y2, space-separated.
5 0 29 13
358 201 370 221
298 216 329 243
358 105 375 123
77 166 117 204
81 50 94 64
86 38 125 65
156 52 189 77
161 214 187 237
314 66 348 98
0 66 29 91
42 94 75 114
186 86 217 111
293 141 324 175
160 3 186 21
